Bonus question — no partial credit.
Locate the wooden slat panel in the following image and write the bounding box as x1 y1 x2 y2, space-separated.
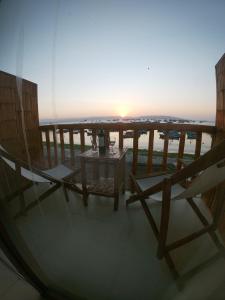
0 71 41 162
59 129 65 161
69 129 74 165
80 129 85 153
45 130 51 168
162 135 169 171
176 131 185 170
147 130 154 173
119 129 123 149
53 127 58 165
132 130 139 175
195 132 202 159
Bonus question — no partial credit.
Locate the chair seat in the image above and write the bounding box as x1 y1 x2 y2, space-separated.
136 174 186 202
43 164 74 180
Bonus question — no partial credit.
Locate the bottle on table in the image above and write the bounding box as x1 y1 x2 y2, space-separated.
98 129 106 154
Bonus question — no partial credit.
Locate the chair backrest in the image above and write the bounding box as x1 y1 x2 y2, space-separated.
0 145 52 183
174 157 225 200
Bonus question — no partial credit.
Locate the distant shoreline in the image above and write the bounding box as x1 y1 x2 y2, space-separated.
39 115 215 126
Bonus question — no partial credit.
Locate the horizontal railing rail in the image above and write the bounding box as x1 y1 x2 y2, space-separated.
39 122 216 174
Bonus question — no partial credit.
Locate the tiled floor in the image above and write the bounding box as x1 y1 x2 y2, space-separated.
3 184 225 300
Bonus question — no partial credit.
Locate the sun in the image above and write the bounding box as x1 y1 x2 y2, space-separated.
117 105 129 118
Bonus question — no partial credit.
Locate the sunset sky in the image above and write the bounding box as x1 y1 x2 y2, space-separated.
0 0 225 121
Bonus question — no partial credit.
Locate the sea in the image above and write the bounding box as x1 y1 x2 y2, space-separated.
40 116 215 155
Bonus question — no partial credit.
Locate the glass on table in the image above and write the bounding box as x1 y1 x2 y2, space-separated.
109 136 116 155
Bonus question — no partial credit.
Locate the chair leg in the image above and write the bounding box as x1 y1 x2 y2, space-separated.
187 195 225 259
157 179 171 259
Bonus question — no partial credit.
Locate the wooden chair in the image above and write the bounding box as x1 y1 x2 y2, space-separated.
126 140 225 278
0 146 82 219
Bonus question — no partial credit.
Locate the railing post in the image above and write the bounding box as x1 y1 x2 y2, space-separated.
45 130 51 168
69 129 74 166
177 131 185 170
194 132 202 160
80 129 85 153
53 127 58 166
119 128 123 149
162 134 169 171
132 130 139 175
147 130 154 173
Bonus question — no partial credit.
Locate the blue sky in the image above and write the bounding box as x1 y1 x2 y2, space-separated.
0 0 225 120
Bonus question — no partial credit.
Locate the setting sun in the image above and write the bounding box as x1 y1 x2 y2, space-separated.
116 105 130 118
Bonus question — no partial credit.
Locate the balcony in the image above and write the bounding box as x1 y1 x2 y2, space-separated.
1 66 225 299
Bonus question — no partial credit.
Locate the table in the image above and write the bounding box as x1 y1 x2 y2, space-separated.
78 148 127 210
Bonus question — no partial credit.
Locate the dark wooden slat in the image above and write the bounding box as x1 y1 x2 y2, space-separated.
104 129 110 149
119 129 123 149
80 129 85 153
195 132 202 159
52 128 58 165
176 131 185 170
147 130 154 173
162 134 169 171
59 129 65 162
92 129 97 144
45 130 51 167
69 129 74 166
132 130 139 175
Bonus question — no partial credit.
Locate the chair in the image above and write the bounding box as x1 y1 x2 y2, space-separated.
126 140 225 278
0 146 82 219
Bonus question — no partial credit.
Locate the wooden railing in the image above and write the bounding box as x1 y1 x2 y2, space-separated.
39 123 216 174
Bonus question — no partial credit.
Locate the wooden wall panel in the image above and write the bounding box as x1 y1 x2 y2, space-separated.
216 53 225 130
0 70 41 162
208 54 225 241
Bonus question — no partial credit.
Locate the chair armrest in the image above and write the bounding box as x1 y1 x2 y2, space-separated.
62 168 83 194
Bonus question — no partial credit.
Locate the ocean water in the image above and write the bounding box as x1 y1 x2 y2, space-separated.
41 117 214 155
